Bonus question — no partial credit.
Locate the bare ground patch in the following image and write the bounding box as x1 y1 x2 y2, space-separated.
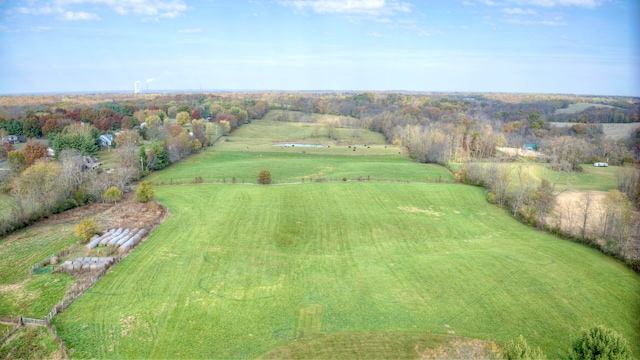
398 206 443 217
548 191 608 238
497 147 543 158
47 189 167 232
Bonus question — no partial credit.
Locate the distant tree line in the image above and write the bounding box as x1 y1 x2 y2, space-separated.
0 92 271 235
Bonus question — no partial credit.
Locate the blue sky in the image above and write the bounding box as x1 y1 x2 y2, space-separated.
1 0 638 96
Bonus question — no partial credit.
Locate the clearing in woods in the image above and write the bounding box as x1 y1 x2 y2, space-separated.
51 118 640 359
549 121 640 140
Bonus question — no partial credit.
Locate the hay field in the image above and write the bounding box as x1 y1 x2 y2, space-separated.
146 117 448 185
554 103 615 114
54 182 640 358
550 122 640 140
53 119 640 358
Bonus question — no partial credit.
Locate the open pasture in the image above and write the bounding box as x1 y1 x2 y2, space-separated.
452 162 626 192
220 118 396 155
504 163 623 192
147 151 451 185
54 182 640 358
146 117 446 185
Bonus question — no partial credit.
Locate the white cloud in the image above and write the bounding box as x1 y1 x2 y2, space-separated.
178 28 203 33
0 25 53 32
62 11 100 20
279 0 412 16
541 19 567 25
462 1 475 5
504 16 566 25
14 0 187 20
478 0 497 6
410 24 431 36
502 7 537 14
508 0 601 7
371 31 383 37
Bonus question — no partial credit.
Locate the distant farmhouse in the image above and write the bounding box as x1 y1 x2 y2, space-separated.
100 134 114 148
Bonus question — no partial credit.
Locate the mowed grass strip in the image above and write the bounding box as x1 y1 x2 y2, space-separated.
54 183 640 358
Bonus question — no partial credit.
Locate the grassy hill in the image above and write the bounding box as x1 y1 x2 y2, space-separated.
54 182 640 358
52 117 640 358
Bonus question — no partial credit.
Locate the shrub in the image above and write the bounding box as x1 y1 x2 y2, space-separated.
343 177 347 182
258 170 272 185
7 151 26 175
75 218 102 242
504 335 546 360
135 181 155 203
569 325 632 360
194 176 203 184
103 186 122 204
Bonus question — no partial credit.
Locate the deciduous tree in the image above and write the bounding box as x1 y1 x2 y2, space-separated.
258 170 272 184
21 141 49 166
75 218 101 241
135 181 154 203
22 116 41 138
176 111 190 126
7 151 26 176
103 186 122 204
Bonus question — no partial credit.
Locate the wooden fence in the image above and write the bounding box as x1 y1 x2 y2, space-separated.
21 317 46 327
0 316 22 344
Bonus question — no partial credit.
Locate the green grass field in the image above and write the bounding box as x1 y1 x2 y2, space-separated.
451 162 627 192
147 151 452 185
146 117 446 185
53 182 640 358
0 326 62 359
0 223 75 318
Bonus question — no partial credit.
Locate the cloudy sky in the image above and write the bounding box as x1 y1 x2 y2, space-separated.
0 0 638 96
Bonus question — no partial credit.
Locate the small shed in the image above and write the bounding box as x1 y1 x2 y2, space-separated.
524 143 537 151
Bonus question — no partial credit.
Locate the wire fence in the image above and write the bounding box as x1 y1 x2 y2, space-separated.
153 175 454 186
